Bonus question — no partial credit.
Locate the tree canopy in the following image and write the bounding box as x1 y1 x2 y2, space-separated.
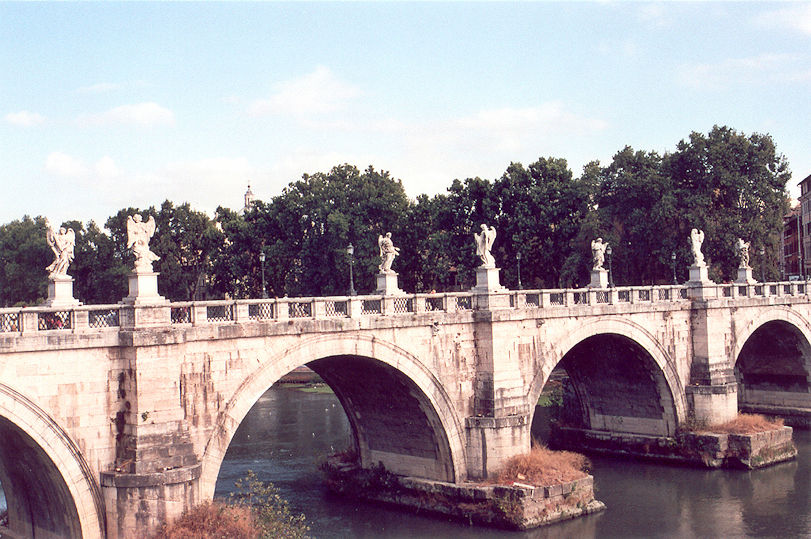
0 126 794 306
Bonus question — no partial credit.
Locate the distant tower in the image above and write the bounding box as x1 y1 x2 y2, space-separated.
243 185 255 213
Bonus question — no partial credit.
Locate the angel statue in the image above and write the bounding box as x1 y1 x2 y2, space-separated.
45 219 75 276
736 238 750 269
690 228 705 267
591 238 609 271
474 224 497 268
127 214 159 272
378 232 400 273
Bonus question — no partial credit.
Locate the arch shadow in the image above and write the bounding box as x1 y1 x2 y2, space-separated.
199 334 467 499
528 317 687 435
733 307 811 412
0 384 105 539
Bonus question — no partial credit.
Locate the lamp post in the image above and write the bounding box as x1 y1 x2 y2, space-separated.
259 251 267 299
760 246 765 283
671 251 677 285
347 243 356 296
606 244 614 288
516 252 523 290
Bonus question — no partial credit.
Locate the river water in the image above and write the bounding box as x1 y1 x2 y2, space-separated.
214 385 811 538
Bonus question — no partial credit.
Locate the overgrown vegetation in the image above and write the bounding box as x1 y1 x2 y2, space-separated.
707 413 784 434
493 442 589 486
154 501 255 539
154 471 309 539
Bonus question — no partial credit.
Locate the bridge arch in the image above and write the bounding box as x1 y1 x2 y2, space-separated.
529 317 686 436
199 333 466 499
733 307 811 414
0 384 105 539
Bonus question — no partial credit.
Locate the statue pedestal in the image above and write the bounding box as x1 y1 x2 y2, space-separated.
375 272 405 296
736 266 756 284
589 269 609 288
44 275 81 308
688 264 713 284
471 266 507 294
123 272 167 305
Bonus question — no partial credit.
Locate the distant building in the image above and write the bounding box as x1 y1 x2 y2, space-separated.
797 173 811 277
242 184 255 214
782 202 802 279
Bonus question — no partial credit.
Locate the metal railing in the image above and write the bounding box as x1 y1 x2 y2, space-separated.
1 280 808 334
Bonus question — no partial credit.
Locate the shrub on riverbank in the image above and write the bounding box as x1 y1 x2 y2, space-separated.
155 501 255 538
494 443 589 486
154 471 309 539
707 413 784 434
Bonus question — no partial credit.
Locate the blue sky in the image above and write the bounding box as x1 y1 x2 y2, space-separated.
2 2 810 226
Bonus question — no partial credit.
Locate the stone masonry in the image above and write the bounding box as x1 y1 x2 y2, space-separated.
0 281 810 537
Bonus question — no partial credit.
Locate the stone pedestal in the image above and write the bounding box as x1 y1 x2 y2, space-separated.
471 266 507 294
589 269 608 288
736 266 756 284
43 275 81 308
688 264 713 284
375 272 405 296
123 272 167 305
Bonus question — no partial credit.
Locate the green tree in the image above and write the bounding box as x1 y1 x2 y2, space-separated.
0 216 50 305
594 147 678 285
262 164 410 296
63 220 128 304
153 200 224 301
492 157 589 288
667 126 791 282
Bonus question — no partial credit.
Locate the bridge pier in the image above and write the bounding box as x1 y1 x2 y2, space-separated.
687 291 738 425
467 290 533 479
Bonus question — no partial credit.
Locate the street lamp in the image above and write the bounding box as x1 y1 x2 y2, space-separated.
671 251 677 285
347 243 356 296
259 251 267 299
606 244 614 288
760 246 765 283
516 252 523 290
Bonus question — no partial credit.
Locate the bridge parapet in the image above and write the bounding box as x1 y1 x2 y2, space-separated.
1 281 808 337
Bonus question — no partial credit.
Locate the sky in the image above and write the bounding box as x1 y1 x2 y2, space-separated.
2 2 811 227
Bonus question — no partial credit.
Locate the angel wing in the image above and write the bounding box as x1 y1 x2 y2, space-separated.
46 221 58 255
65 228 76 250
126 216 137 248
145 215 156 236
486 226 496 249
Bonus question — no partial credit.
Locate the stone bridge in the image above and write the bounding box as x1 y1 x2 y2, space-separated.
2 280 811 537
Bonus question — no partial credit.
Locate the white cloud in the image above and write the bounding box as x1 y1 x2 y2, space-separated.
45 152 88 178
94 156 121 179
677 53 810 89
248 66 362 117
45 152 124 182
78 102 175 127
757 4 811 35
5 110 45 127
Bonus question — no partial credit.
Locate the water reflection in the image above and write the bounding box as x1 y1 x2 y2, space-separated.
216 386 811 538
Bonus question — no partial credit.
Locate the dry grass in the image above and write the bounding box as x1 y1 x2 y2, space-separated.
708 413 784 435
154 501 256 539
493 443 589 487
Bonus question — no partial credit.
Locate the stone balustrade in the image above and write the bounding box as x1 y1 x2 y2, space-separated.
1 280 808 335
